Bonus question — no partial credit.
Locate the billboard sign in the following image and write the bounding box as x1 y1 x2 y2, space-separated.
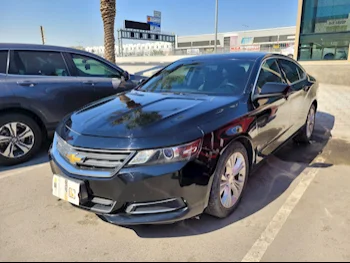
154 10 161 18
125 20 150 31
315 15 350 33
147 15 161 32
241 45 260 51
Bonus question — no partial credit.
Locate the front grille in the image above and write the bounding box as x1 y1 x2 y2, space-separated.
73 147 132 171
53 134 134 177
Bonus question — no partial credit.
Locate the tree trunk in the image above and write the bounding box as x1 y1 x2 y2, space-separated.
100 0 116 63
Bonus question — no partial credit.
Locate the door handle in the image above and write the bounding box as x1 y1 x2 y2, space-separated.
17 81 36 87
82 81 96 86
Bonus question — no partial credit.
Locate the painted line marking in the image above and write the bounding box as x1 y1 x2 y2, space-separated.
241 156 325 262
0 163 49 180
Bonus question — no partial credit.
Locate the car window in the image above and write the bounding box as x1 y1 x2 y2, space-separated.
8 51 68 76
139 59 253 95
278 59 301 84
71 54 121 78
0 51 8 74
255 59 283 94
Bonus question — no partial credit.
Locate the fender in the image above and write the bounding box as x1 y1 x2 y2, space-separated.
203 133 256 210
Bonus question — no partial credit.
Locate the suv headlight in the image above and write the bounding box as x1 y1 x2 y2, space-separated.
127 139 202 166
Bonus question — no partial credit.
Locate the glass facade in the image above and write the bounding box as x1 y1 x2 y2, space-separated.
298 0 350 60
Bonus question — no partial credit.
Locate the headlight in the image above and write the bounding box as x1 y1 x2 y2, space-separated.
52 133 74 162
127 139 202 166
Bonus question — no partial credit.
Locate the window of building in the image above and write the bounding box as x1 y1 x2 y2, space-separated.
298 0 350 60
192 41 210 47
298 32 350 60
178 42 192 48
9 51 68 76
0 51 8 74
253 36 278 43
210 40 220 45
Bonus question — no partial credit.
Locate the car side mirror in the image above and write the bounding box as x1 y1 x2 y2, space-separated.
122 71 130 82
254 82 290 100
138 78 146 85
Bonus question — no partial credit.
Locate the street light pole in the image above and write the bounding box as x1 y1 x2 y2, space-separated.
214 0 218 53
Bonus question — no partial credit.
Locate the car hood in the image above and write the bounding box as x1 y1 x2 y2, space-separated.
61 90 242 149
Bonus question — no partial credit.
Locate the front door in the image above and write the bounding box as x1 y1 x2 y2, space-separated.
67 53 132 101
7 50 99 125
252 58 292 159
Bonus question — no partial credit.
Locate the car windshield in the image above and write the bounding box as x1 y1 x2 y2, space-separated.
138 59 254 95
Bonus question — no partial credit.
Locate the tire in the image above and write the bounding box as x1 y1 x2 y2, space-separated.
294 104 316 143
0 114 43 166
205 141 249 218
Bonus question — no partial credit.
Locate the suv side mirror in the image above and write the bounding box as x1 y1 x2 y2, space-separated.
122 71 130 82
254 82 290 100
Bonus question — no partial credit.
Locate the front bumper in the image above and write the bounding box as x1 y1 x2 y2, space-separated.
49 151 211 225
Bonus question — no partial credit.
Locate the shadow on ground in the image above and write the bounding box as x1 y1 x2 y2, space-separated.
0 140 50 173
125 111 336 238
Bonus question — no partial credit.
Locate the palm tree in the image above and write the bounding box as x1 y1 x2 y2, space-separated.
100 0 116 63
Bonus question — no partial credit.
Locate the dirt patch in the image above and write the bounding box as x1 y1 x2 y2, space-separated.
77 213 99 226
318 138 350 166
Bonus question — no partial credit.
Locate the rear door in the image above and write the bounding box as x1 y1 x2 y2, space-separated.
0 50 14 102
6 50 98 125
278 58 309 133
66 52 133 100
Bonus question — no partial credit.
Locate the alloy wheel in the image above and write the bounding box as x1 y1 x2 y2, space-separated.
220 152 247 208
0 122 35 158
306 107 315 139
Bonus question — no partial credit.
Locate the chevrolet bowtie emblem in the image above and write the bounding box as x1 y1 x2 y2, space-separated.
66 153 84 165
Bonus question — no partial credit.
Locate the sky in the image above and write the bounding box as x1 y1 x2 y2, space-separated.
0 0 298 47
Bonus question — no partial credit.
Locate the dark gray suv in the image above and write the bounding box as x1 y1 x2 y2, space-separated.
0 43 142 166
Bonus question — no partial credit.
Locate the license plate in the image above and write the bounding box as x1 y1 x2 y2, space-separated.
52 175 80 206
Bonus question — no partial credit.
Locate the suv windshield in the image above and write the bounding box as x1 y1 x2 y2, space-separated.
139 59 253 95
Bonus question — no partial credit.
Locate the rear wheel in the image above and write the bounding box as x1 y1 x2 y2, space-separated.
294 104 316 143
0 114 43 166
206 142 249 218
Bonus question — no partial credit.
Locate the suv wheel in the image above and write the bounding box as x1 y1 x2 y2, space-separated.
0 114 43 166
206 141 249 218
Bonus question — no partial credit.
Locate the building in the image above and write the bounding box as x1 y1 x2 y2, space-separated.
86 26 296 58
175 26 296 56
295 0 350 61
85 42 173 57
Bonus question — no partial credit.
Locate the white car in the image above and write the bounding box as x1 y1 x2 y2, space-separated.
281 46 294 58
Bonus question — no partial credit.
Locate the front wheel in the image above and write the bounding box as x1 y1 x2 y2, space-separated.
294 104 316 143
0 114 43 166
205 141 249 218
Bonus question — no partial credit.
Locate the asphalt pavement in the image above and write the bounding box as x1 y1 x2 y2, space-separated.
1 84 350 262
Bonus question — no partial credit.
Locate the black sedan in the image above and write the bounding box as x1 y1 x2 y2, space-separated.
49 53 318 225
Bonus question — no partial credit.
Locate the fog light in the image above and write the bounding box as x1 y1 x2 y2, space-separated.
125 198 186 215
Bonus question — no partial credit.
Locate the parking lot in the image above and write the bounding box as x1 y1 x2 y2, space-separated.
1 83 350 262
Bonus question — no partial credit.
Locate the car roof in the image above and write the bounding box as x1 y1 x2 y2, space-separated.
177 52 272 63
0 43 92 55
